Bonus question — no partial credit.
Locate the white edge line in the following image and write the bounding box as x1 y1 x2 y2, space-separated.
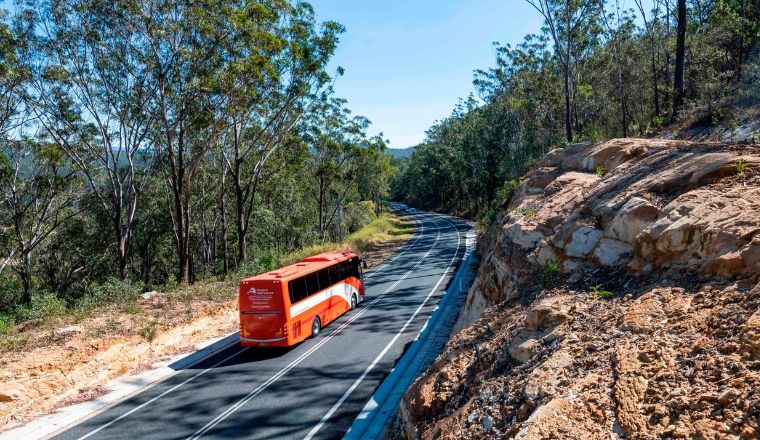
75 347 249 440
302 216 463 440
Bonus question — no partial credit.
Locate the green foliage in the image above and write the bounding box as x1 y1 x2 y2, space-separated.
524 208 536 218
540 258 561 287
0 314 15 338
595 165 607 177
736 159 748 179
91 278 143 304
12 294 67 322
256 252 279 273
343 201 377 234
591 284 614 300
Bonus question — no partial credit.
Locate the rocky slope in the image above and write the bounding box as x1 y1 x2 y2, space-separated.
393 139 760 439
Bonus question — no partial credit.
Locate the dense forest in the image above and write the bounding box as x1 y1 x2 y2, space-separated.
392 0 760 219
0 0 394 316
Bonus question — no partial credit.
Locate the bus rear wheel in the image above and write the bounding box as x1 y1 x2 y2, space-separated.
350 294 357 310
311 317 321 338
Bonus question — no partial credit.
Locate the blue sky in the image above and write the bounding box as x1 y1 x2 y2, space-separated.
310 0 545 149
311 0 656 149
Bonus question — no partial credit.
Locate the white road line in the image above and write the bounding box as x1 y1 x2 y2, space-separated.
75 347 249 440
302 216 463 440
71 211 430 439
186 217 446 440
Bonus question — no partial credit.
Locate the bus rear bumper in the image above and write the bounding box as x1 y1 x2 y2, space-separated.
239 335 290 347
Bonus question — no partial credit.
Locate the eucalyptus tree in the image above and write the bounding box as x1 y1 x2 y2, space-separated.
0 139 83 303
305 97 382 241
220 1 344 263
133 0 251 283
526 0 604 142
635 0 663 118
673 0 687 117
27 0 157 280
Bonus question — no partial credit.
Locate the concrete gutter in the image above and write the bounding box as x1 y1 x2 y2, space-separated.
344 223 479 440
0 332 240 440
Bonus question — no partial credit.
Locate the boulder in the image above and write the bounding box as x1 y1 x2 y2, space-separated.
593 237 633 266
605 197 659 243
565 226 603 258
509 338 541 363
528 241 558 266
504 222 544 250
631 187 760 275
524 301 570 331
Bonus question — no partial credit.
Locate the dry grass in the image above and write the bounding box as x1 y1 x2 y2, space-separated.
280 212 414 266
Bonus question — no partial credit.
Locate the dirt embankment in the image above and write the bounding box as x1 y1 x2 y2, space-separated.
0 233 410 433
394 139 760 439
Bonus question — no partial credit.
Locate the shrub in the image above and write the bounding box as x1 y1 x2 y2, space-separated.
256 252 278 272
343 201 377 234
595 164 607 177
591 284 614 300
540 258 561 287
0 313 14 337
0 273 22 314
494 179 520 205
736 158 748 179
140 319 159 342
13 293 67 321
91 277 143 304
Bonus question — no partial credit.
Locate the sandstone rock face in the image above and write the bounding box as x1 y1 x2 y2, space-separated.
395 139 760 440
456 139 760 331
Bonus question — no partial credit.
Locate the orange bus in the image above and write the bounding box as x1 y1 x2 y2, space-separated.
238 251 366 347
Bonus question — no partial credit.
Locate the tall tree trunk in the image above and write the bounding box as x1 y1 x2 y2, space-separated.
219 155 228 276
673 0 687 118
178 197 191 283
664 0 672 112
564 69 572 142
564 0 573 143
234 174 247 264
117 232 128 280
651 47 660 118
21 251 32 305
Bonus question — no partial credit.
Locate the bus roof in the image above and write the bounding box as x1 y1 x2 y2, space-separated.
241 251 359 283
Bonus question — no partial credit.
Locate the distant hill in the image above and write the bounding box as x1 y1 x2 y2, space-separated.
387 147 414 160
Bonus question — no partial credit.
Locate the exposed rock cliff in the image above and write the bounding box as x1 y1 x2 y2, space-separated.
394 139 760 440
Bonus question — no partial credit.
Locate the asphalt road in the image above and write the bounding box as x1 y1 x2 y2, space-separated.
52 207 472 440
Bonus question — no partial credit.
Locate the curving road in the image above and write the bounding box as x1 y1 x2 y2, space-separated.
51 207 472 440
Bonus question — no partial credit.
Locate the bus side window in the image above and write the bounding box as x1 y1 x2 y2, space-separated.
304 272 320 297
327 265 338 285
318 268 331 291
289 277 307 303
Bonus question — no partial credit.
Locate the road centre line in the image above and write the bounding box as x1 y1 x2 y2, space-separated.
302 216 463 440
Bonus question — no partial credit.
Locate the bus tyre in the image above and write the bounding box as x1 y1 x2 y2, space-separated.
350 294 357 310
311 317 321 338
